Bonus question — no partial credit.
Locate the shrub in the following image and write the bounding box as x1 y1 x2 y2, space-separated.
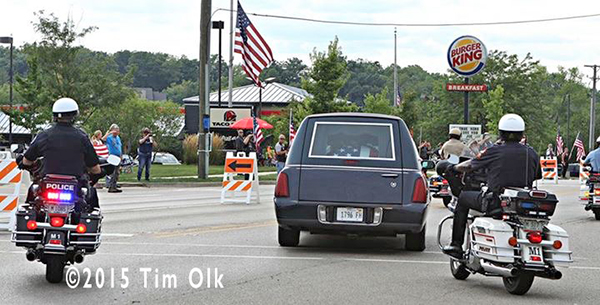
182 134 198 165
209 134 225 165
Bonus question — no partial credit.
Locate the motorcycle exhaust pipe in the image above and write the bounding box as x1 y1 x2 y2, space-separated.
73 252 85 264
480 261 517 277
537 269 563 280
25 249 37 262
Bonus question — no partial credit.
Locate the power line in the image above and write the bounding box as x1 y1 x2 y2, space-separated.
214 8 600 27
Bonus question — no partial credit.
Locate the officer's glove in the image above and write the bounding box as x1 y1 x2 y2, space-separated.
16 155 30 170
89 171 106 186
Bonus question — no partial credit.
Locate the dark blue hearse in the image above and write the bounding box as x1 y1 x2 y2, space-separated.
274 113 431 251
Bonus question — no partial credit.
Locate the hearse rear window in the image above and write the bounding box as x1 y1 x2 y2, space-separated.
308 122 395 160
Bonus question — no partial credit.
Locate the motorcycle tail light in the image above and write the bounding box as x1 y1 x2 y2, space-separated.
442 179 448 184
49 239 61 245
508 236 518 247
27 220 37 230
50 217 64 227
527 231 543 244
76 223 87 234
595 190 600 196
553 240 563 250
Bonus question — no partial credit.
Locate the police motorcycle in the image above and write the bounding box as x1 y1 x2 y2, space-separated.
429 175 452 207
580 166 600 220
11 153 120 283
436 146 572 295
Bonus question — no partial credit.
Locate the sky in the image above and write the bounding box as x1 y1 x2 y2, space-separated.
3 0 600 80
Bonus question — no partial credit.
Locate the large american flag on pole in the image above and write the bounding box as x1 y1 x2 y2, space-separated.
574 134 586 161
234 1 274 87
556 130 564 156
253 115 264 149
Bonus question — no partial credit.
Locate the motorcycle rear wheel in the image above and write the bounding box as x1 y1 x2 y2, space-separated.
593 209 600 220
450 258 470 280
45 256 65 283
502 274 534 295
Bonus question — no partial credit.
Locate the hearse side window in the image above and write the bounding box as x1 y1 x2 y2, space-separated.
308 122 395 161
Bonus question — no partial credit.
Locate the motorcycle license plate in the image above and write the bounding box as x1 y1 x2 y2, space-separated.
524 246 543 264
336 207 364 222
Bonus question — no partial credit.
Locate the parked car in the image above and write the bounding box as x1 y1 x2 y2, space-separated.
274 113 431 251
151 152 181 165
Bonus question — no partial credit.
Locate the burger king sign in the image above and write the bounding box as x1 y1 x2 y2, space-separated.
447 35 487 77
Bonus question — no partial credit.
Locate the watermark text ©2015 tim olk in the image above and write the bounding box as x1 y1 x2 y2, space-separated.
65 267 224 289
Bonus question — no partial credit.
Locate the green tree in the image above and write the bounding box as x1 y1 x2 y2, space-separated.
12 11 133 132
301 36 350 113
482 85 506 134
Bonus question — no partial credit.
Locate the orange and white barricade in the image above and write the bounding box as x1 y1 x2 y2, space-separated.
0 152 24 231
539 158 558 184
579 160 590 184
221 152 260 204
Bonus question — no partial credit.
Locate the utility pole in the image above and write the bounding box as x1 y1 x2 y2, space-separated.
198 0 212 179
585 64 599 149
393 28 398 107
228 0 235 108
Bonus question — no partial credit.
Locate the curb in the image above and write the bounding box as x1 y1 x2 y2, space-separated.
117 181 276 188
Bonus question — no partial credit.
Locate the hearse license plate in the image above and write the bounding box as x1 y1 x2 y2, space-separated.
336 207 364 222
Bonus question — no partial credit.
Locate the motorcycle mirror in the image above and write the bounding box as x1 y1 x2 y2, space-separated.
448 155 460 164
421 160 435 170
107 155 121 166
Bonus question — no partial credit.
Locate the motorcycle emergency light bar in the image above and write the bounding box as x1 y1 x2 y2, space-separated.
45 191 73 202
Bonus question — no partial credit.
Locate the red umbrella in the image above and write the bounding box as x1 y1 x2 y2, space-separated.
229 117 273 130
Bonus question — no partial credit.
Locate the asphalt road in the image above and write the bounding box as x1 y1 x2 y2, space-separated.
1 180 599 304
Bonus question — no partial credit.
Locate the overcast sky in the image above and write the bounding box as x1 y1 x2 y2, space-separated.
3 0 600 79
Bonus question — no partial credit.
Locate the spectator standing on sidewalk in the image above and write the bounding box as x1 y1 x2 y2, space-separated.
138 127 157 181
91 130 109 159
103 124 122 193
275 134 288 174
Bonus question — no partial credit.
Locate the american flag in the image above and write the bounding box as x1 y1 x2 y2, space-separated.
234 1 274 87
395 87 402 107
289 111 296 145
556 131 564 156
253 116 264 148
574 135 586 161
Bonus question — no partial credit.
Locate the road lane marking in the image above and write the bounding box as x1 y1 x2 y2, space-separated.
154 220 277 238
0 250 598 270
102 233 135 237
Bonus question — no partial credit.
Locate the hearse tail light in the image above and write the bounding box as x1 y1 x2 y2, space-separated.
275 172 290 198
412 177 428 203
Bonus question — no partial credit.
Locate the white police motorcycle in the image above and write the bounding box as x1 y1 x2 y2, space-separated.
437 150 572 295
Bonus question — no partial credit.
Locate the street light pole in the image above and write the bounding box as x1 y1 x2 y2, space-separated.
585 64 598 149
212 21 224 108
0 36 13 145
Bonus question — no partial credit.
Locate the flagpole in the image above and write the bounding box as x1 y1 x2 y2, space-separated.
228 0 235 108
568 131 580 160
393 27 398 107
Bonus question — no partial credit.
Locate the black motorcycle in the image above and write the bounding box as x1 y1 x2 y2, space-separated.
11 155 118 283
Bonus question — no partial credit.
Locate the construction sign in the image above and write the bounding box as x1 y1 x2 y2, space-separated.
540 158 558 184
225 158 255 173
0 152 25 231
221 152 260 205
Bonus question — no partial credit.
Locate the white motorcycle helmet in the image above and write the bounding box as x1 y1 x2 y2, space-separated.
498 114 525 132
596 136 600 143
498 114 525 142
52 97 79 120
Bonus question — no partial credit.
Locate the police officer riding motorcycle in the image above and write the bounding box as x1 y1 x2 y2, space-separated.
436 114 572 295
440 128 467 160
582 136 600 219
441 114 542 257
12 98 116 283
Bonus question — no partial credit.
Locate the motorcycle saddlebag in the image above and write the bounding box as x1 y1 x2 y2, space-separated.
471 217 515 263
13 208 43 247
70 212 102 251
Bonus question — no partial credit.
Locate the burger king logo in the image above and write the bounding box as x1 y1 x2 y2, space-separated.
447 35 487 77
